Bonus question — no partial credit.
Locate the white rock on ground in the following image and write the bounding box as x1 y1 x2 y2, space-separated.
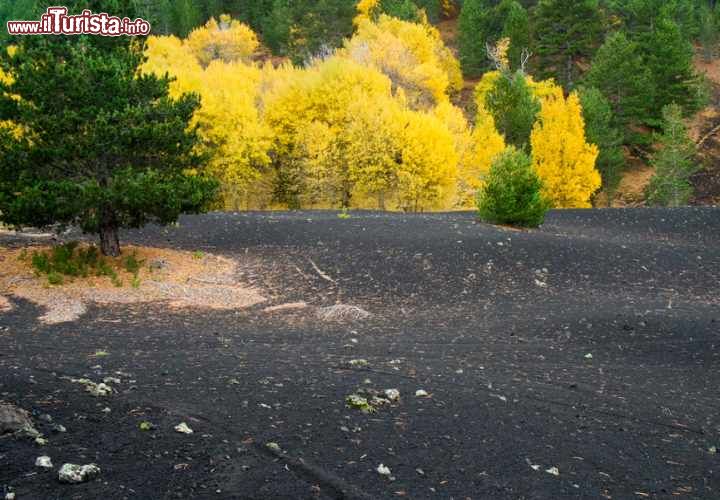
384 389 400 402
174 422 193 434
58 463 101 483
376 464 392 476
415 390 429 397
36 456 53 468
316 305 372 322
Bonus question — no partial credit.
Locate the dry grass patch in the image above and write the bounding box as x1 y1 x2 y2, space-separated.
0 244 265 324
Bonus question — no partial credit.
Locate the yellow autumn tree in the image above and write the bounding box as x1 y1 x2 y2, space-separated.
142 35 203 97
530 92 601 208
432 102 505 208
143 32 272 209
345 95 405 209
186 15 259 67
396 108 459 211
196 61 272 209
354 0 380 26
343 14 462 109
463 109 507 207
263 57 396 208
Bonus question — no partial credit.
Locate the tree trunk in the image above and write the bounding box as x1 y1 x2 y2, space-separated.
99 208 120 257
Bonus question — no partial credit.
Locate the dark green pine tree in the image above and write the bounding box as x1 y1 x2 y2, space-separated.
171 0 203 38
0 0 218 256
584 31 655 136
484 71 541 151
532 0 603 90
645 104 700 207
578 86 625 206
499 0 530 71
459 0 493 78
477 146 550 228
641 16 706 122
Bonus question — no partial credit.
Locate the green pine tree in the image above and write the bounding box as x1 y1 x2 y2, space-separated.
641 16 706 122
485 71 541 151
578 86 625 206
477 147 550 228
645 104 700 207
499 0 530 71
0 0 218 256
171 0 203 37
458 0 494 77
532 0 603 90
584 31 655 137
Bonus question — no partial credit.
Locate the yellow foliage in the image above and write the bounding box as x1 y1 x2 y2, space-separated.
0 46 23 139
141 19 471 212
142 35 203 97
344 15 462 109
461 109 507 207
144 33 271 209
354 0 381 26
345 95 405 209
197 61 272 208
396 108 458 210
530 92 601 208
186 15 259 67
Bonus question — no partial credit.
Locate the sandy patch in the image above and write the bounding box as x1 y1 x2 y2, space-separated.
0 245 265 324
263 302 309 314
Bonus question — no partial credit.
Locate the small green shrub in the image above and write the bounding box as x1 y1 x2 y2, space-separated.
123 252 144 275
46 271 64 285
29 242 130 285
477 147 550 228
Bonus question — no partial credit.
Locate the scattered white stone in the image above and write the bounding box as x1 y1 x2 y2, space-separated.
101 407 111 413
545 467 560 476
103 377 121 385
36 456 53 468
58 463 100 484
530 464 541 471
5 492 16 500
266 442 281 452
585 353 593 359
534 279 548 288
709 446 717 454
317 304 372 322
384 389 400 402
174 422 193 435
87 383 112 397
35 437 48 446
63 377 113 397
376 464 391 476
415 390 429 398
349 359 369 368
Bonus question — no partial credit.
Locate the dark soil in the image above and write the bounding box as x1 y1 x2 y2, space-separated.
1 209 719 499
